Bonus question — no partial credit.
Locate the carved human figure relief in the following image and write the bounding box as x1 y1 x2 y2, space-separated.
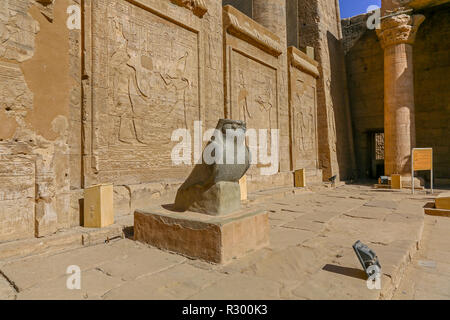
328 105 337 153
160 52 191 129
110 21 145 146
109 18 193 145
237 70 251 123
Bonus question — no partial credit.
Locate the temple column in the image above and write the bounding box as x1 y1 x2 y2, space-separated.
376 13 425 177
252 0 291 172
252 0 287 45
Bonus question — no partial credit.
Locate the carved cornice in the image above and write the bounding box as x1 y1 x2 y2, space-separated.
376 13 425 49
288 47 320 78
171 0 207 18
223 5 283 57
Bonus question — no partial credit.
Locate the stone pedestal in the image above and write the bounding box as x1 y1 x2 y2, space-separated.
391 174 402 189
377 13 425 177
134 206 270 264
436 193 450 210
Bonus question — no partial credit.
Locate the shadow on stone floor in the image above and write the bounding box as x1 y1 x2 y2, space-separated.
123 226 134 240
322 264 367 280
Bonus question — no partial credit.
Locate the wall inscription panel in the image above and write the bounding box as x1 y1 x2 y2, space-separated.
291 68 318 170
230 50 278 136
223 5 282 177
288 47 320 173
0 155 35 243
85 0 203 185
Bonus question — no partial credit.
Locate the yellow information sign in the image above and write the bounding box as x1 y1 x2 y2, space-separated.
413 148 433 171
412 148 434 195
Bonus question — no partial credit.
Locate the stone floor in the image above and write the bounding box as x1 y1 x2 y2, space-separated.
394 214 450 299
0 184 448 300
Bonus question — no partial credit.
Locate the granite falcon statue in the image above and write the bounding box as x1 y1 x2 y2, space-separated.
174 119 251 216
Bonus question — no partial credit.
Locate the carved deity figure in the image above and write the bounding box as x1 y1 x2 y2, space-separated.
110 21 146 145
238 70 251 123
295 82 315 154
255 77 274 126
109 20 192 144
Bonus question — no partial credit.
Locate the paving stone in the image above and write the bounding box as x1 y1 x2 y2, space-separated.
1 240 152 291
102 264 225 300
364 200 398 210
291 269 379 300
17 269 124 300
270 227 315 249
95 244 186 281
187 273 283 300
1 185 446 300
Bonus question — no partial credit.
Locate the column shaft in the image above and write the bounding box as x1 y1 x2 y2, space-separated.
384 43 416 176
377 13 425 177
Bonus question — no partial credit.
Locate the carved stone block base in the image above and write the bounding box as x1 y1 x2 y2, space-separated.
175 181 241 216
134 206 270 264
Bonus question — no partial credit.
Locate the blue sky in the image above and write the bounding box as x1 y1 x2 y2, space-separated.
339 0 382 18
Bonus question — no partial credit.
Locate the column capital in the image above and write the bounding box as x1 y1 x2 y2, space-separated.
376 13 425 49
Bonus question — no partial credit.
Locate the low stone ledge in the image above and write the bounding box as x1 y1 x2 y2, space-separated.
288 46 320 78
0 224 125 263
223 5 283 57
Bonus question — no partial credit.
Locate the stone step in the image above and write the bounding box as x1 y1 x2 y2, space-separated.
0 224 125 263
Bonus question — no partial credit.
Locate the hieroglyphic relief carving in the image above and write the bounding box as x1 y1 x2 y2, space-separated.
288 47 320 171
294 80 316 155
230 51 278 174
237 70 251 123
0 0 40 62
0 155 35 242
87 0 201 183
326 79 338 153
231 51 277 135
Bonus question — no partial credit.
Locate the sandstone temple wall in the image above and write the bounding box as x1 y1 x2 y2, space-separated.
0 0 332 244
80 0 227 218
414 4 450 183
287 46 323 184
222 5 293 193
0 0 80 242
297 0 356 181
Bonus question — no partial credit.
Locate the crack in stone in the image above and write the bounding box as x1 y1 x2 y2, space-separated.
0 269 19 294
343 213 377 220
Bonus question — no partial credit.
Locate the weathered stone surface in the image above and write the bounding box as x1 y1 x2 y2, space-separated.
134 206 270 264
288 47 321 177
0 155 35 242
83 0 206 186
297 0 356 182
223 5 290 189
0 275 16 300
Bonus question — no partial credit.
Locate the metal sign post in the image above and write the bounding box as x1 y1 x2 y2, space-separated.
412 148 433 195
